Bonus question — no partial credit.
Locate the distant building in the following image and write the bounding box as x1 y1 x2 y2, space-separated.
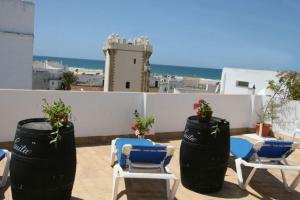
77 74 104 86
220 67 278 95
157 75 218 94
149 76 160 88
32 61 64 90
49 80 63 90
0 0 34 89
103 34 153 92
181 77 200 88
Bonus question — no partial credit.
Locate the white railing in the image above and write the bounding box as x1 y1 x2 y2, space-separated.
0 90 264 142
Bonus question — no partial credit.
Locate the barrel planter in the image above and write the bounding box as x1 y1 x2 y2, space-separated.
180 116 230 193
10 118 77 200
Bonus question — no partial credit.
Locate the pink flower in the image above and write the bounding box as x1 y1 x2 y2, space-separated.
198 99 204 104
193 103 199 109
131 124 138 131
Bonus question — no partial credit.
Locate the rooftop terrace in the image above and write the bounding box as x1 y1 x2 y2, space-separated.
1 135 300 200
0 89 299 199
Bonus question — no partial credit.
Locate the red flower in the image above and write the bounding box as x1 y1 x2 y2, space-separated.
131 124 138 131
198 99 204 104
193 103 199 109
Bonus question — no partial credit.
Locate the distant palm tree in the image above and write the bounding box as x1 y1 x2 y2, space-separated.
61 71 78 90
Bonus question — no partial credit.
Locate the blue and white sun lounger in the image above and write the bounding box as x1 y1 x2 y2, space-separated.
230 137 300 191
110 138 179 200
0 149 10 187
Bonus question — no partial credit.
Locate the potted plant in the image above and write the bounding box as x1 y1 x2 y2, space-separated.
256 111 272 137
131 110 155 138
193 99 213 122
180 99 230 193
255 97 280 137
42 98 72 145
261 71 300 137
10 99 76 200
255 71 299 137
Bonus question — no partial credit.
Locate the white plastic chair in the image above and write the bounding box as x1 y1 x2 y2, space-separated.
0 149 11 187
231 137 300 191
110 138 179 200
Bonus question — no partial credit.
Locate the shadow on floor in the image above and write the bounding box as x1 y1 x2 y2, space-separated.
0 177 84 200
228 157 300 200
117 179 178 200
204 180 250 199
0 177 10 200
70 197 84 200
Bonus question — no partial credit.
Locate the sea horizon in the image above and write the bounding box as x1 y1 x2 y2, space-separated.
33 55 223 80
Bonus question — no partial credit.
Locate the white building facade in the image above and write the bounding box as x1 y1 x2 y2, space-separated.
220 67 278 95
32 61 64 90
103 34 152 92
0 0 35 89
77 74 104 86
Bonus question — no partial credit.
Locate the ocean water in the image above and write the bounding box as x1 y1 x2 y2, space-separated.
33 55 222 80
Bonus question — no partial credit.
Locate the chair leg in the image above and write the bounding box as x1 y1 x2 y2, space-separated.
244 168 256 189
235 158 245 189
280 169 290 191
110 140 116 167
170 179 179 200
112 166 120 200
166 179 170 199
0 151 10 188
290 172 300 190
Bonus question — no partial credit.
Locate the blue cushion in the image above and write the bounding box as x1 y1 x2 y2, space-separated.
115 138 154 168
115 138 172 168
230 137 254 161
129 145 171 167
0 149 6 161
257 140 293 158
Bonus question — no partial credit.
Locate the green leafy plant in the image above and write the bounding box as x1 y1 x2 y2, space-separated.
42 98 72 145
258 71 300 124
131 110 155 137
268 71 300 101
61 71 78 90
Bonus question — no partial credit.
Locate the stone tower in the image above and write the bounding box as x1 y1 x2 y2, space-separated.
103 34 152 92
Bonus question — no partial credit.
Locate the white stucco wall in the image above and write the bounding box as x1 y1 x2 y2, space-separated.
0 0 34 34
220 67 278 95
0 0 34 89
272 100 300 137
0 90 144 142
0 90 264 142
144 93 257 133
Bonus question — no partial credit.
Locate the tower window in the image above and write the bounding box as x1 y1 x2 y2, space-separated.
126 81 130 89
133 58 136 64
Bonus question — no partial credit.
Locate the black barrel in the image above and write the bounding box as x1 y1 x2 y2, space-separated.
10 118 77 200
180 116 230 193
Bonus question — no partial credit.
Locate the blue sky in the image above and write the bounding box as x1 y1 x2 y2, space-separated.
34 0 300 71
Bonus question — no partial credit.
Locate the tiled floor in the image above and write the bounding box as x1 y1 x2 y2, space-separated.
1 135 300 200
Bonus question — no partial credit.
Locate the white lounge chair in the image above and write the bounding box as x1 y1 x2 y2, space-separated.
110 138 179 200
230 137 300 191
0 149 10 187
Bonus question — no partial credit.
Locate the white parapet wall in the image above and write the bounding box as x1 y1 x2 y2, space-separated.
0 90 144 142
144 93 258 133
0 90 264 142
